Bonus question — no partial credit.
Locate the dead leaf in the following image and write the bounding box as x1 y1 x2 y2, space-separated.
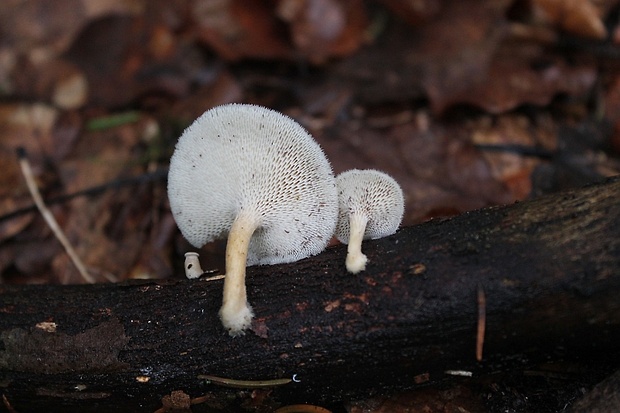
0 0 88 57
14 238 62 277
169 70 243 123
470 115 556 199
11 58 89 110
277 0 368 64
445 51 597 114
332 1 515 112
415 0 512 113
193 0 366 63
379 0 441 25
128 210 176 280
531 0 607 39
193 0 292 60
0 198 33 242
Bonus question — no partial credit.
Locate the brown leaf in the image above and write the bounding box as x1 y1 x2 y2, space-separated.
531 0 607 39
169 70 243 123
65 7 201 108
332 0 516 112
11 58 89 110
415 0 513 113
193 0 292 60
470 115 556 199
128 211 176 280
0 198 33 242
0 0 87 56
193 0 366 63
14 238 62 277
333 1 599 114
0 0 147 59
379 0 441 26
1 1 190 108
277 0 368 64
443 52 597 114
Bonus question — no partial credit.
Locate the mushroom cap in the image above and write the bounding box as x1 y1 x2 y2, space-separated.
168 103 338 265
335 169 404 243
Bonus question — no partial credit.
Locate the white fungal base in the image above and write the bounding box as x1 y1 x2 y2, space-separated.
219 301 254 337
184 252 204 279
346 250 368 274
345 213 369 274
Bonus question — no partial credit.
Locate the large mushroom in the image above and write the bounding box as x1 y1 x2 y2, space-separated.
168 103 338 336
335 169 404 274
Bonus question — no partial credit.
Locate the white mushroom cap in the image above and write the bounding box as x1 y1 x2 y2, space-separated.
168 103 338 265
335 169 404 273
168 103 338 335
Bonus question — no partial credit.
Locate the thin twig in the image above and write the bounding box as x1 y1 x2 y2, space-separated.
476 285 486 362
274 405 332 413
2 394 17 413
473 143 555 160
0 168 168 224
197 374 292 389
204 274 226 281
17 148 95 284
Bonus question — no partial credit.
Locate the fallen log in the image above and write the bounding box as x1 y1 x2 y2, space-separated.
0 177 619 412
568 369 620 413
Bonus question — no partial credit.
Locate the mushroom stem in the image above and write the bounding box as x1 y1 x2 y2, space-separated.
346 213 369 274
219 210 259 336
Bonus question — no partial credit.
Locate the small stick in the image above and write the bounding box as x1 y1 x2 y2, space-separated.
445 370 473 377
476 285 486 362
2 394 17 413
204 274 226 282
17 148 95 284
275 405 333 413
197 374 291 389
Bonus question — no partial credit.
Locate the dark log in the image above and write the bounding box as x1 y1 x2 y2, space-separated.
568 369 620 413
0 178 619 412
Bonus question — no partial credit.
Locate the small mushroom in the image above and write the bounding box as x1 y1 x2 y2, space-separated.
184 252 203 279
168 104 338 336
335 169 404 274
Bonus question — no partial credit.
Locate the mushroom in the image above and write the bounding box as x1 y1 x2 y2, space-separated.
168 103 338 336
184 252 203 279
335 169 404 274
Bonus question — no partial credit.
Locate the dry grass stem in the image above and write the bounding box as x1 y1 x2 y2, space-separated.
476 285 486 361
17 148 96 284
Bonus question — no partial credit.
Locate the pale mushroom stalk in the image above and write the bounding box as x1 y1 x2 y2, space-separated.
345 212 369 274
219 211 259 332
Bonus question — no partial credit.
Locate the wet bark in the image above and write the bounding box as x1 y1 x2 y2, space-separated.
568 369 620 413
0 177 619 413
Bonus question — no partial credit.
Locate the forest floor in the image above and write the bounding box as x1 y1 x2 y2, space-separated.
0 1 619 412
